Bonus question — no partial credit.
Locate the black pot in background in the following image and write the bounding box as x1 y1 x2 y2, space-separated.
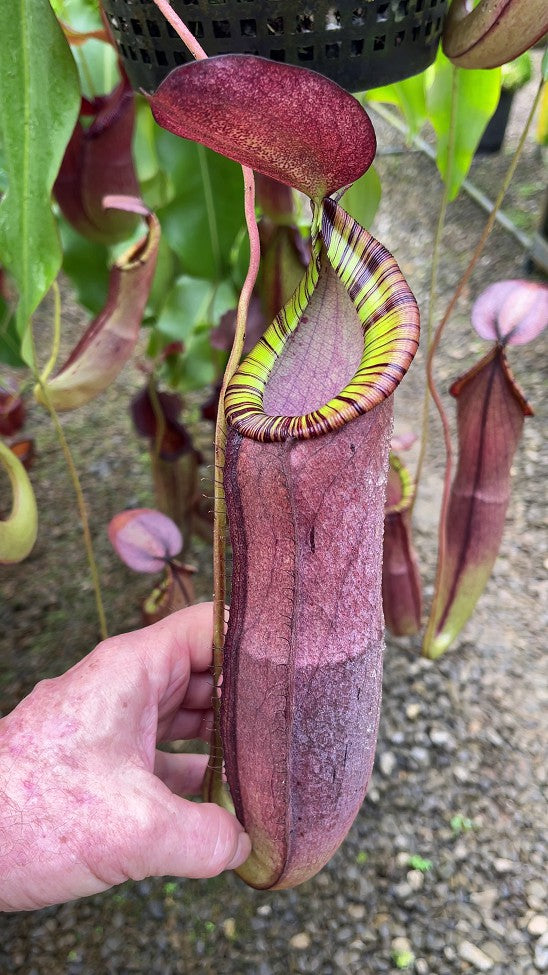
101 0 448 94
477 88 515 155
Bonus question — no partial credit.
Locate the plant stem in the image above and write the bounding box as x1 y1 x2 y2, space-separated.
412 68 457 504
39 280 62 384
422 77 542 656
32 290 108 640
150 0 261 800
207 167 260 799
151 0 208 60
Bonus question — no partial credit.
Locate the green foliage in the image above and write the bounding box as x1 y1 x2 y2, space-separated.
0 0 80 361
501 52 532 93
366 75 427 141
0 303 26 368
426 48 501 201
156 132 248 282
150 275 236 392
340 166 382 231
392 949 415 969
60 220 109 316
407 854 433 872
450 814 474 834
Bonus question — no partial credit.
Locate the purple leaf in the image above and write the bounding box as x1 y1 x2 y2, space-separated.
390 431 417 453
148 55 376 200
383 455 422 637
131 384 193 461
222 401 391 889
210 296 266 357
423 347 533 658
471 279 548 346
108 508 182 573
0 388 25 436
54 77 140 243
36 199 160 410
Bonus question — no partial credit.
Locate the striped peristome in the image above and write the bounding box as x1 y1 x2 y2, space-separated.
224 197 420 442
386 452 416 515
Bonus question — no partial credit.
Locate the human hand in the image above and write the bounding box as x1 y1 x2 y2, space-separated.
0 603 251 912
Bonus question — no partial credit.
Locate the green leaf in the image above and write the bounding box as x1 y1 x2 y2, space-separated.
134 100 162 185
0 302 25 368
426 48 501 201
60 218 109 315
175 327 220 392
366 75 427 141
0 0 80 358
156 131 247 280
542 47 548 82
146 236 176 321
155 276 236 345
339 166 382 231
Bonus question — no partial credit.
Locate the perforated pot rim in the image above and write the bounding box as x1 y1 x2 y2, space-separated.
101 0 448 94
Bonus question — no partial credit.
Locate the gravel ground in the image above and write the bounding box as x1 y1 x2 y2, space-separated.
1 68 546 974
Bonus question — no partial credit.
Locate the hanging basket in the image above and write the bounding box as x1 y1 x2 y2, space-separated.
101 0 448 94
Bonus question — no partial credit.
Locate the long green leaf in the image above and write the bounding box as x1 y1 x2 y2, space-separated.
426 48 501 201
156 131 247 281
0 0 80 359
366 76 427 141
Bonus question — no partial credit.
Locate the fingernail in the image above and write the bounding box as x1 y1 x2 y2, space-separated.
227 832 251 870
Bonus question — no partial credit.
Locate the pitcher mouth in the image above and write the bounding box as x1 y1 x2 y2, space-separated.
225 197 420 443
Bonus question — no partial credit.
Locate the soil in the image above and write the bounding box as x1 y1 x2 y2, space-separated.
0 67 546 975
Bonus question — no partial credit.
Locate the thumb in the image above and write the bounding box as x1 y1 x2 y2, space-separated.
131 794 251 880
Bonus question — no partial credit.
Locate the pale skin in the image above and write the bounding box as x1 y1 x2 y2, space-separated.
0 603 251 912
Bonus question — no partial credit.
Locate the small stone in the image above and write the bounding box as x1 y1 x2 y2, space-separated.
379 751 397 777
147 899 165 921
410 746 430 767
482 941 506 964
405 703 421 720
453 765 469 783
494 857 516 874
535 932 548 972
290 932 311 950
347 903 366 920
257 904 272 916
394 882 413 900
471 888 499 912
392 936 413 953
222 918 236 940
458 941 494 971
528 881 547 912
415 960 429 975
407 870 424 891
529 916 548 937
429 727 456 749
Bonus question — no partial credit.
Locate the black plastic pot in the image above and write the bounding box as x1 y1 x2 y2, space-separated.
101 0 448 94
477 88 514 155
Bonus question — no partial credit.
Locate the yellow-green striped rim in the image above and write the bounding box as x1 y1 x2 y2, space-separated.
225 197 420 442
